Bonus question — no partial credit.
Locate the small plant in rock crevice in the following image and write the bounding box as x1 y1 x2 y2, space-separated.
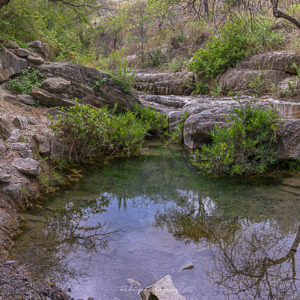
192 97 280 177
168 110 189 143
8 69 45 94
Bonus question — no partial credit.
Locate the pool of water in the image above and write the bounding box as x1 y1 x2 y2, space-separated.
12 141 300 300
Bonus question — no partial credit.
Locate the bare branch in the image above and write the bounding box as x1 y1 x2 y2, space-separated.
271 0 300 30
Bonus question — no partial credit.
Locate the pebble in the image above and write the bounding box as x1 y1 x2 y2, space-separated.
5 260 17 265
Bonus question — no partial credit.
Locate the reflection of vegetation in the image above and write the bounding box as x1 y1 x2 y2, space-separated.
14 194 120 285
13 145 300 295
208 223 300 299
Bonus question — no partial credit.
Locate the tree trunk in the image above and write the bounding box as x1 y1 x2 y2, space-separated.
271 0 300 30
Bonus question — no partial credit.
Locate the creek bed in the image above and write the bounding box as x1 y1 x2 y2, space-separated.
11 141 300 299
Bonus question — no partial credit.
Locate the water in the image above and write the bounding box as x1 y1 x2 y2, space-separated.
12 141 300 300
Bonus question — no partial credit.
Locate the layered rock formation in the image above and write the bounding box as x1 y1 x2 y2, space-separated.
133 71 195 95
140 93 300 160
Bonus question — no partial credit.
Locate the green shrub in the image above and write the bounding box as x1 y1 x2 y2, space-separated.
51 102 169 161
168 110 189 143
134 104 169 135
188 17 284 81
8 69 45 94
192 98 279 176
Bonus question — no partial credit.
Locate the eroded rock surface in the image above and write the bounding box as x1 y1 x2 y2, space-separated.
140 93 300 160
133 71 195 95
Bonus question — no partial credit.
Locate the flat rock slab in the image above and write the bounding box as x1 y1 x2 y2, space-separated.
12 158 40 176
281 177 300 188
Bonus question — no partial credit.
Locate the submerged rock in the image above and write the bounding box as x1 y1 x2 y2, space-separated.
140 274 186 300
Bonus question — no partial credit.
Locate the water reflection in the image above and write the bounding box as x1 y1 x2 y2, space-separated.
12 143 300 299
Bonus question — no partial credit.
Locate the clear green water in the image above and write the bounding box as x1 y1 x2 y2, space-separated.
12 141 300 300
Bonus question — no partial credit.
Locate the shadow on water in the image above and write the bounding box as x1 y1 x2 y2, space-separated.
11 141 300 299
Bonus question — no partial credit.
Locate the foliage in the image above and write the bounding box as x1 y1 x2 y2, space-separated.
134 104 169 135
188 17 284 81
168 110 189 143
51 101 169 161
248 72 267 96
168 57 187 73
51 101 150 161
0 0 95 60
145 48 165 68
8 69 45 94
192 98 279 176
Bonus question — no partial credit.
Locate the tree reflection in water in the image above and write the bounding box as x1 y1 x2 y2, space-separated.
14 194 121 285
154 192 300 299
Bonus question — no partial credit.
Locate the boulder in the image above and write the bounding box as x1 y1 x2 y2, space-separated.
33 134 50 154
31 87 74 107
0 116 12 139
6 41 19 49
27 54 44 65
236 52 300 75
217 69 289 93
41 77 71 93
12 158 40 177
7 129 20 143
13 48 31 58
0 48 28 82
17 94 36 106
28 41 51 59
37 62 138 110
140 275 186 300
133 71 195 95
0 169 11 183
12 115 28 129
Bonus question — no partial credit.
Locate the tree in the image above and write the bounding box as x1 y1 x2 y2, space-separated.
271 0 300 30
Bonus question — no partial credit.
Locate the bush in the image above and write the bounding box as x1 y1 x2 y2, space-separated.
192 98 279 176
8 69 45 94
133 104 169 135
51 102 169 161
188 17 284 81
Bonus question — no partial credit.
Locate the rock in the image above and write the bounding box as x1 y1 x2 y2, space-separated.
0 48 28 82
0 139 5 155
5 260 17 265
7 142 30 151
19 149 33 158
42 77 71 93
236 52 300 75
17 94 36 106
140 275 186 300
181 262 194 270
133 71 195 95
37 62 138 110
28 41 51 59
126 54 141 67
12 158 40 176
0 169 11 183
27 54 44 65
3 183 21 201
0 116 12 139
7 129 21 143
277 77 300 98
27 117 38 125
127 278 141 287
12 115 28 129
217 69 289 93
31 87 74 107
50 136 64 160
6 41 19 49
14 48 31 58
281 177 300 188
33 134 50 154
